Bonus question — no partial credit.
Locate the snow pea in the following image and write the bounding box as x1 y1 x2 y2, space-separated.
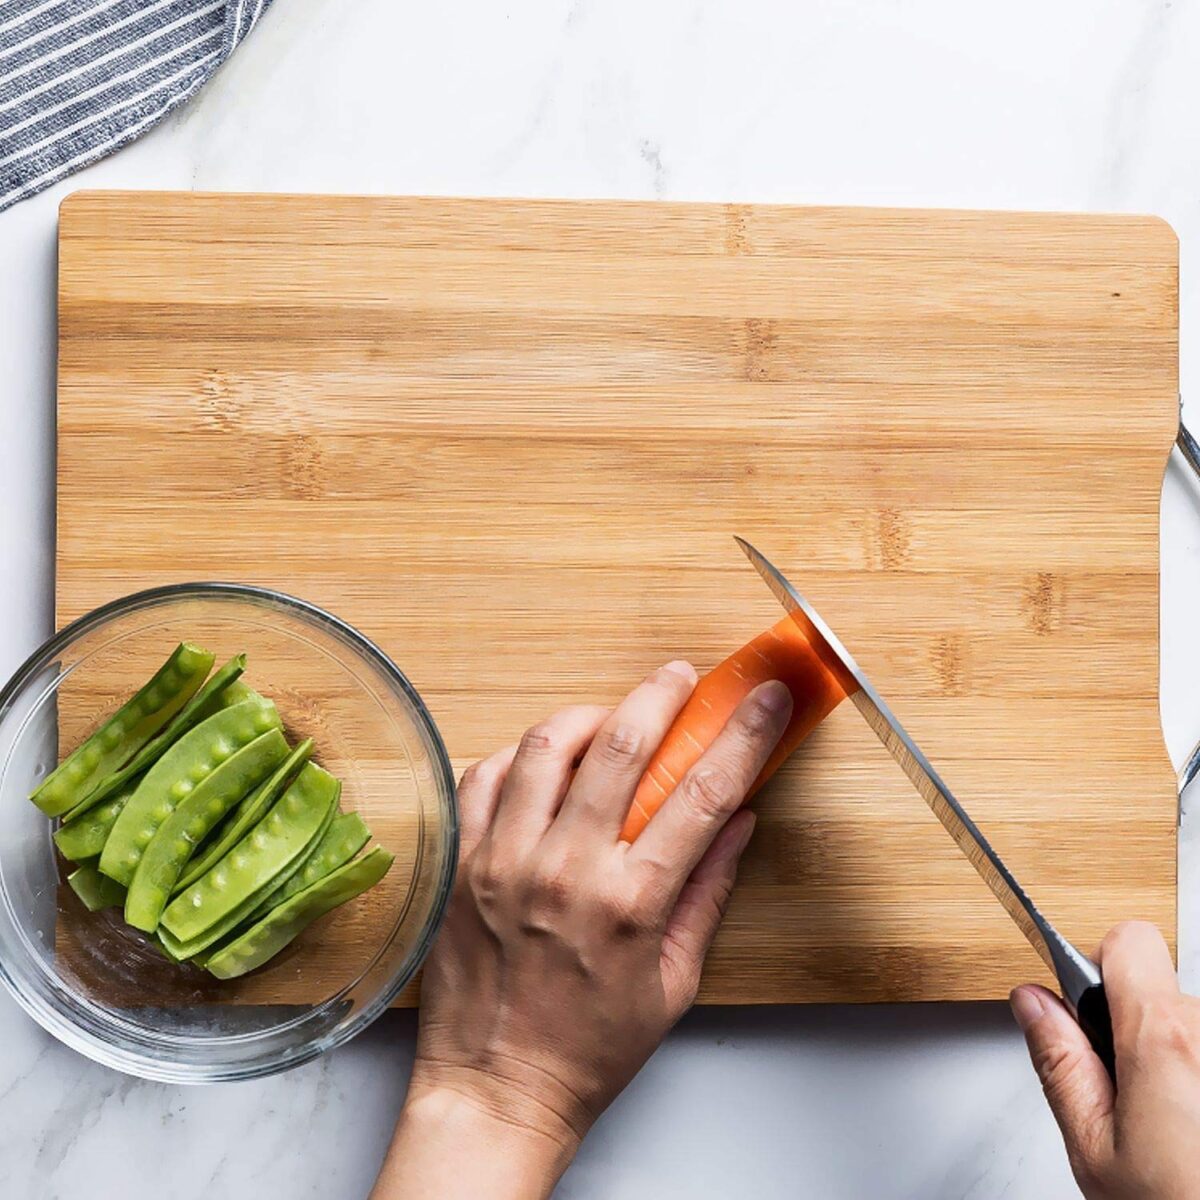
60 654 247 823
99 697 281 887
155 933 187 964
67 865 127 912
31 642 215 817
206 681 258 708
162 792 350 965
53 778 139 862
124 727 291 932
160 762 340 948
205 847 394 980
246 810 371 922
158 819 340 963
171 738 314 896
55 680 257 862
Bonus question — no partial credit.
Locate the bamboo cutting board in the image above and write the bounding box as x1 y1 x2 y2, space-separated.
56 191 1179 1004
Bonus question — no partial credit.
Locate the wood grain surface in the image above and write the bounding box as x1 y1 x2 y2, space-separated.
56 191 1179 1004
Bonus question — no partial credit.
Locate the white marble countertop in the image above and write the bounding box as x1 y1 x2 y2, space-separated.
2 2 1199 1197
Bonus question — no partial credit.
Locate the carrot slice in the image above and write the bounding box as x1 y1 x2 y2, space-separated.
619 615 852 842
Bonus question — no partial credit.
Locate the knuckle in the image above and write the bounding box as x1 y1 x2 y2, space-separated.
594 722 644 767
1032 1037 1089 1098
600 888 654 940
707 873 737 919
1102 918 1157 959
466 854 504 902
680 764 742 823
1156 1010 1194 1058
629 866 671 914
1138 997 1192 1056
737 692 786 738
457 760 492 796
535 879 571 915
519 721 563 759
648 664 693 694
528 855 574 913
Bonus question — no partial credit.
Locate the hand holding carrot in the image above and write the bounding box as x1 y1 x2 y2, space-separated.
371 662 793 1200
621 616 846 840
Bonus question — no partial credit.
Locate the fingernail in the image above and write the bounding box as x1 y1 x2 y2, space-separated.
756 680 793 714
662 660 698 685
1009 986 1045 1031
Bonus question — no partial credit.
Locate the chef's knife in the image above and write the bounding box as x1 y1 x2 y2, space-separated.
735 536 1116 1079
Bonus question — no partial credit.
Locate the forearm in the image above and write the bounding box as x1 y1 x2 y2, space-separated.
371 1086 576 1200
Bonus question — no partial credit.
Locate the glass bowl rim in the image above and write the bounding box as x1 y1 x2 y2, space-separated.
0 581 458 1083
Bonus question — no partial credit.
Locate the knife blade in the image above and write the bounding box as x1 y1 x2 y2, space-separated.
735 536 1116 1078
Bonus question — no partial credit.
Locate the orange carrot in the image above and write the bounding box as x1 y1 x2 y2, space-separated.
619 615 853 842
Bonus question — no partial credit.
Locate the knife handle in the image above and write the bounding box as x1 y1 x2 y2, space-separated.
1075 982 1116 1083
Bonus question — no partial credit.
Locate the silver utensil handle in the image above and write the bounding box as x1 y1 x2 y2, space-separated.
1176 421 1200 794
1178 422 1200 483
1182 740 1200 795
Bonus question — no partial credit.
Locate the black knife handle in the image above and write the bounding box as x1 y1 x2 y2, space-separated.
1075 982 1116 1083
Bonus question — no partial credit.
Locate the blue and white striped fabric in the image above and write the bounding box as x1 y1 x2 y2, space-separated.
0 0 273 211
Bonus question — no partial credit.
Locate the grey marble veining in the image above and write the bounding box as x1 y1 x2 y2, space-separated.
1 2 1198 1197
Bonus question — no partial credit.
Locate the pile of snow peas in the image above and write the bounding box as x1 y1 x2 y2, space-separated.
33 642 393 979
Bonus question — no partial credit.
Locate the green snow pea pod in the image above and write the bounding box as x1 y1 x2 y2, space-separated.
160 762 340 946
246 810 371 922
158 814 341 962
156 926 201 962
100 697 280 887
67 865 127 912
124 727 291 932
60 654 248 823
155 933 187 964
171 738 314 896
30 642 215 817
205 846 394 980
220 681 260 706
158 777 341 962
53 778 139 862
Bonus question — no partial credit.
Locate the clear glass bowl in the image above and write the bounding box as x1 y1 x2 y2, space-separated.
0 584 457 1082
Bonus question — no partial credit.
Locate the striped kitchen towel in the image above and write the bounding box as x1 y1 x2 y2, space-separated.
0 0 274 212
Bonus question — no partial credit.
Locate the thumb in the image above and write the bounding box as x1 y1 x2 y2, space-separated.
659 810 755 1019
1011 985 1114 1176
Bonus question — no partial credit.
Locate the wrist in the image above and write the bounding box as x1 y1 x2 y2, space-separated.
410 1053 591 1151
376 1079 579 1200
